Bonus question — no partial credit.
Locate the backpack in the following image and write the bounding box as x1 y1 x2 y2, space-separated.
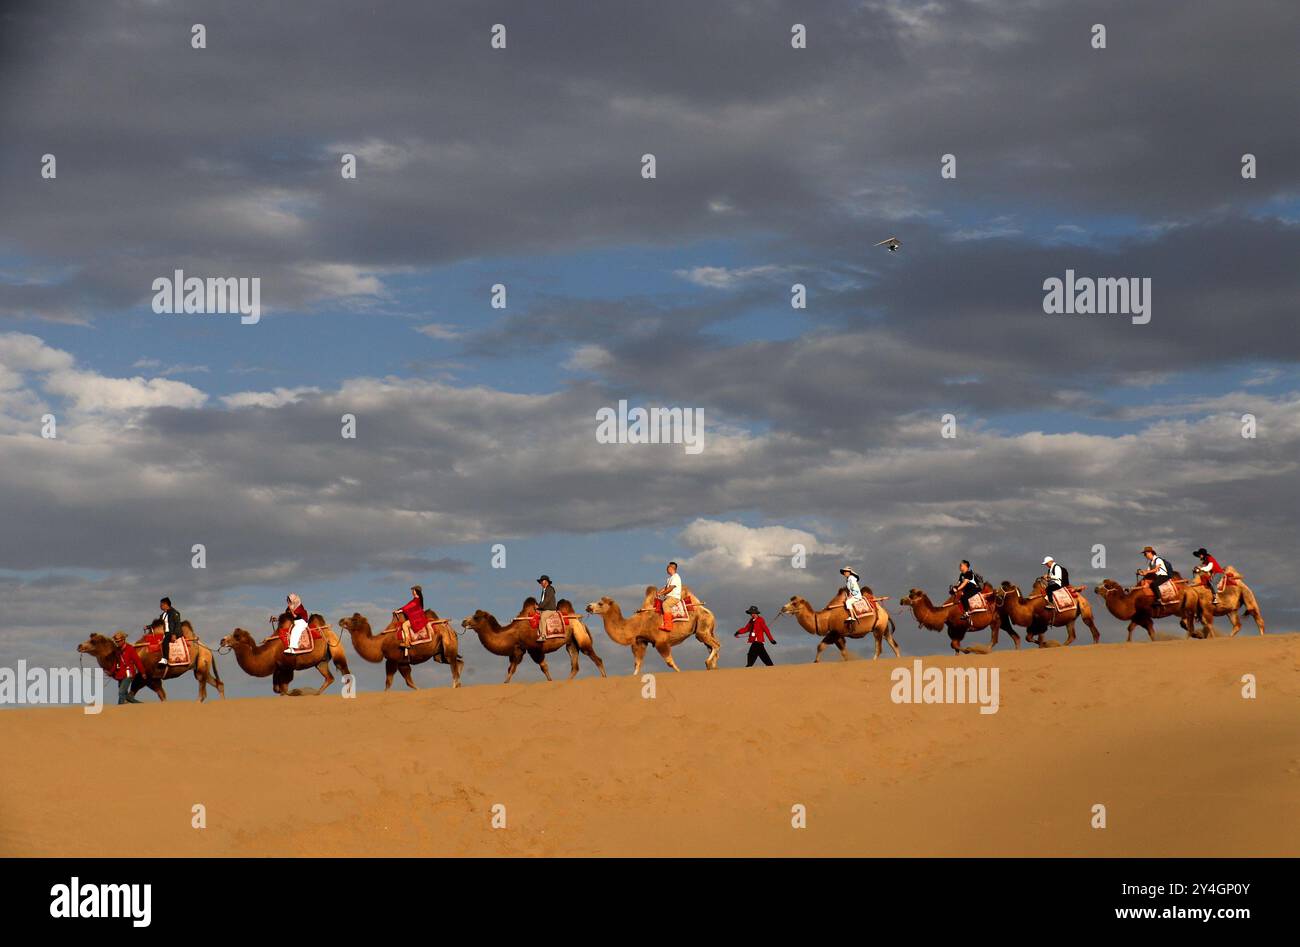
1058 565 1070 587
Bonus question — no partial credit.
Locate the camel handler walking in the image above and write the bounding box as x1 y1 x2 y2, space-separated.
536 575 557 642
394 585 428 656
657 561 683 633
110 631 146 704
735 606 776 667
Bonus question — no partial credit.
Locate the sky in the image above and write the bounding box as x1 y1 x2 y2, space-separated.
1 0 1297 697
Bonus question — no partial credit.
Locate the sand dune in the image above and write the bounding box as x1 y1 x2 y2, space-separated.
2 633 1297 857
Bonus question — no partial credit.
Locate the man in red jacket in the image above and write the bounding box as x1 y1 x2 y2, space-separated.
735 605 777 667
110 631 146 704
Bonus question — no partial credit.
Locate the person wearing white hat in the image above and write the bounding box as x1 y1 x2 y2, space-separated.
1040 556 1069 611
839 566 866 626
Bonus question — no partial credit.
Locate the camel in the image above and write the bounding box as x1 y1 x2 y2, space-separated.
1093 574 1214 641
340 611 463 689
77 623 225 702
778 587 900 661
219 614 352 695
1193 567 1266 636
460 597 606 683
584 586 719 673
996 580 1102 647
898 585 1014 653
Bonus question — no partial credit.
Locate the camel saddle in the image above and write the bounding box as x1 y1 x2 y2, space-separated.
138 632 193 667
531 610 566 639
1155 580 1183 605
965 591 989 614
846 596 877 621
1047 587 1077 613
654 594 695 622
275 624 324 654
402 622 435 646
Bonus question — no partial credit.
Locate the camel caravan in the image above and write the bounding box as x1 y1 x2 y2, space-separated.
75 549 1267 703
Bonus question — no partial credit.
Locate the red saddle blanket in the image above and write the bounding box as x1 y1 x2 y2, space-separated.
846 596 877 621
1155 581 1183 605
653 594 696 621
277 624 323 652
1048 588 1077 611
138 633 193 666
402 622 435 645
526 612 568 639
965 592 989 614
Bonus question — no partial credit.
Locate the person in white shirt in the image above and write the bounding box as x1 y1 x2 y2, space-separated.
1138 546 1172 602
840 566 866 625
658 561 683 632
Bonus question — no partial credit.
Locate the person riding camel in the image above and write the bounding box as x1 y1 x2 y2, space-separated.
840 566 866 627
950 560 983 619
1041 556 1069 603
535 575 557 642
153 596 183 666
393 585 429 655
1192 547 1225 607
1138 546 1172 604
657 561 683 632
281 593 311 652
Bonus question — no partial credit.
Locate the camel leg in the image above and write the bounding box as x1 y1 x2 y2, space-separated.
504 652 523 684
835 637 850 661
565 639 581 680
397 663 417 689
1083 614 1101 644
1251 608 1266 635
814 636 831 663
630 640 647 676
695 627 721 670
884 626 901 658
444 640 463 688
580 641 607 678
1063 620 1076 646
314 661 335 695
872 632 883 660
655 640 681 672
530 650 554 681
383 659 397 690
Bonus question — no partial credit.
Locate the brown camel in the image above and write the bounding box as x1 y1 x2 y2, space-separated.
1093 575 1214 641
77 623 225 702
584 587 719 673
898 585 1014 653
219 614 352 695
996 580 1102 647
461 597 606 683
777 587 900 661
340 611 463 689
1195 567 1266 636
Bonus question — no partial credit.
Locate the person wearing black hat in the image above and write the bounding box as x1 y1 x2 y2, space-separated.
535 575 558 643
734 606 776 667
1192 548 1225 607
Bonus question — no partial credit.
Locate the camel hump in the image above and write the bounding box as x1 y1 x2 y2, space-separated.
557 599 576 615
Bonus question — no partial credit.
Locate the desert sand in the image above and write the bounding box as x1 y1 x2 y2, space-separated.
1 633 1297 857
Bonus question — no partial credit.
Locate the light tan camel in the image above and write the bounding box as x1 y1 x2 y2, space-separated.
995 580 1101 646
1093 575 1214 641
340 611 462 689
898 585 1013 653
584 586 719 673
778 587 899 661
1194 566 1266 636
461 596 606 683
77 623 225 702
219 614 352 695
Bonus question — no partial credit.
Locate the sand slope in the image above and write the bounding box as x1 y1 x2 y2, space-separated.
2 633 1297 857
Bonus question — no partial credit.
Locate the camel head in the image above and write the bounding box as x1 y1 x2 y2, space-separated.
900 588 927 608
779 596 807 616
77 633 114 657
220 628 255 650
996 581 1020 603
585 597 616 616
461 610 494 632
340 613 371 635
1095 579 1123 597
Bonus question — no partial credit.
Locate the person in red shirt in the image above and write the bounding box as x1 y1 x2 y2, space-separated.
109 631 146 704
735 605 777 667
393 585 429 655
1192 548 1226 607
